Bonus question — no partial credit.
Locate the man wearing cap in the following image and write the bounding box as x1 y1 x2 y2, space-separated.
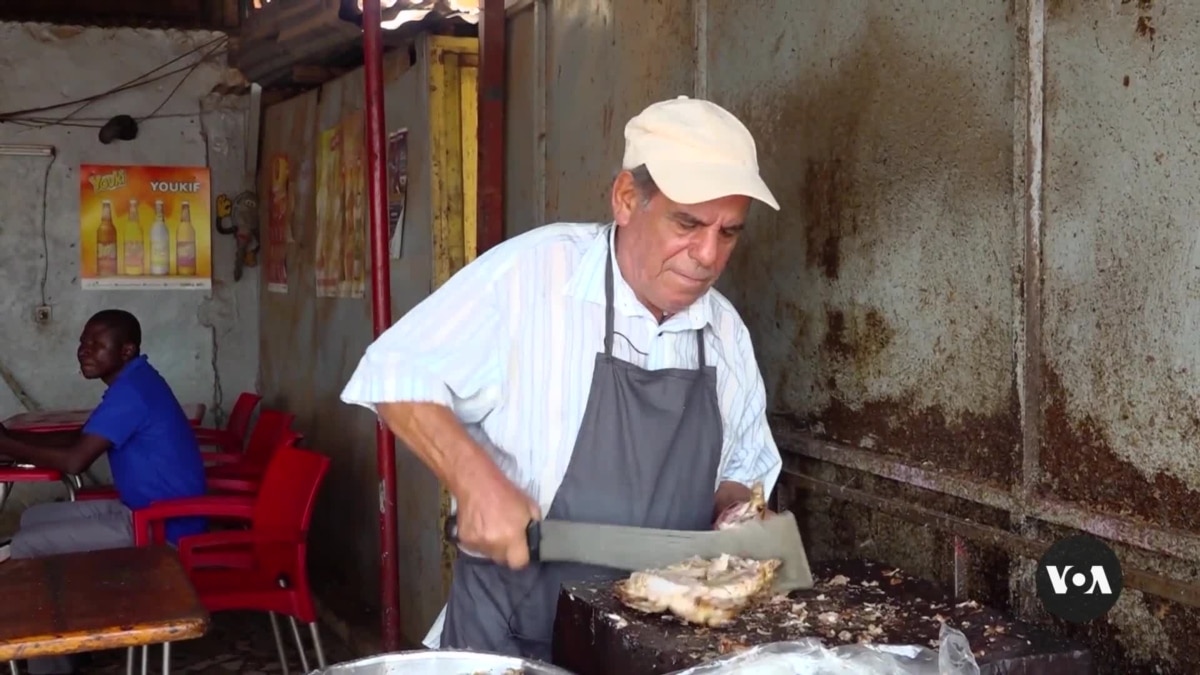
341 96 782 658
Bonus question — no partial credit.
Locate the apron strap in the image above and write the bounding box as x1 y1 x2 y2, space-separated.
695 329 707 369
604 237 615 357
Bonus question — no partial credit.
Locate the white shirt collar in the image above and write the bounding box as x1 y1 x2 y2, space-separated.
563 223 715 334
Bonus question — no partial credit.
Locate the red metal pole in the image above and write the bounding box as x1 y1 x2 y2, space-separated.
477 0 506 253
361 0 402 651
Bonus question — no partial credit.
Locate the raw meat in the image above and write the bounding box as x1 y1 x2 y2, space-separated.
714 481 766 530
614 554 781 627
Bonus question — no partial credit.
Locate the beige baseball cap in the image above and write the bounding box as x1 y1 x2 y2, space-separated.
621 95 780 211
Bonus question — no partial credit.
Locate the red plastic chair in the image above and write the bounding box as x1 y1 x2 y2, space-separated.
194 392 262 454
204 408 296 469
206 431 304 497
132 445 332 672
74 410 299 502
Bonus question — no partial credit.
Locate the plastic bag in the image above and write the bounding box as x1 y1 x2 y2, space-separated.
667 623 980 675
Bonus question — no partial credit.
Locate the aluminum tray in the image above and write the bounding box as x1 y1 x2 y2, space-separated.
310 649 577 675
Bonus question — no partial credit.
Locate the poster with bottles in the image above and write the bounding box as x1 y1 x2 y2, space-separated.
79 164 212 290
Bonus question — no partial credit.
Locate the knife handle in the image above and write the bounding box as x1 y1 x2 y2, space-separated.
443 515 543 564
525 519 542 562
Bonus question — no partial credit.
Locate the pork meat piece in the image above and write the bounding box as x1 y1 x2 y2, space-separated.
615 554 781 627
714 481 766 530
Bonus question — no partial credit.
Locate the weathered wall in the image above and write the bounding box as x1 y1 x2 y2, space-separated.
257 47 445 645
541 0 695 223
1041 0 1197 537
1037 0 1200 667
502 0 1200 671
0 22 258 526
711 0 1018 483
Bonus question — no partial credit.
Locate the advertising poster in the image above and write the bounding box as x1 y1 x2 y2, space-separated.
387 128 408 259
314 111 367 298
266 155 290 293
79 164 212 290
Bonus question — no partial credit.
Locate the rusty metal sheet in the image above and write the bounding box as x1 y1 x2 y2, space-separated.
504 9 539 237
1041 0 1200 530
543 0 694 221
257 50 447 645
707 0 1019 485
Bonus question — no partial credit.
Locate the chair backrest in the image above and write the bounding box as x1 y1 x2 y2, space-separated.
225 392 263 441
252 445 331 536
241 409 297 468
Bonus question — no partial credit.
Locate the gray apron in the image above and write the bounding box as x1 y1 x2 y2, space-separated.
442 237 724 661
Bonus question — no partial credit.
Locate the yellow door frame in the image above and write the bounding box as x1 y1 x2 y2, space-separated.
426 33 479 596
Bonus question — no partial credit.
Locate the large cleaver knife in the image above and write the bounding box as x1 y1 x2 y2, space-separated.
445 511 814 591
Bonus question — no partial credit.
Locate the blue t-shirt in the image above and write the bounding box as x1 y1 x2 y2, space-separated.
82 355 207 544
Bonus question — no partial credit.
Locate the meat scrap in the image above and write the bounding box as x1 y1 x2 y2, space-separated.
614 554 781 627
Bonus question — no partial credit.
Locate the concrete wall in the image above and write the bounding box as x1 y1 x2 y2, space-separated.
0 22 258 523
257 46 446 645
502 0 1200 671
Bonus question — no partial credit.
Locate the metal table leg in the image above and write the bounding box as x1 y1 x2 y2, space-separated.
63 475 80 501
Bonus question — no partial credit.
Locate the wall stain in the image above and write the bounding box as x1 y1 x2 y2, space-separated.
718 11 1015 476
821 304 893 364
1135 15 1156 41
803 159 851 280
1041 365 1200 531
807 390 1019 486
1045 0 1087 22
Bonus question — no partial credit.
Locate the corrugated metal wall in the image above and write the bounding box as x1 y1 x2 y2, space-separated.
257 46 447 646
504 0 1200 670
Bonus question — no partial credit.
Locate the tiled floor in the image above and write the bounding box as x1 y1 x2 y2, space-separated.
78 611 355 674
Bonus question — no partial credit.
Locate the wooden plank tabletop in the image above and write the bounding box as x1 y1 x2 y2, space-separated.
0 546 209 661
3 404 207 433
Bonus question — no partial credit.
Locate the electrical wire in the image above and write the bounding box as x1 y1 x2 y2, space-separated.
0 36 228 133
50 35 229 128
141 37 229 123
38 153 56 307
0 35 228 123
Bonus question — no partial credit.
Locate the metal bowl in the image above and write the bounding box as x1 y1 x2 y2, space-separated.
310 649 578 675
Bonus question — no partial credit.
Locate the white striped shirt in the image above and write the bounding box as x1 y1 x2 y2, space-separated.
340 222 783 645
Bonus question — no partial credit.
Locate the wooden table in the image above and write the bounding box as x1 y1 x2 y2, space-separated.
553 559 1093 675
3 404 207 433
0 546 209 666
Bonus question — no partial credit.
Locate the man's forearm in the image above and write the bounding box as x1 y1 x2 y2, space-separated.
375 401 503 497
7 430 78 447
0 438 77 473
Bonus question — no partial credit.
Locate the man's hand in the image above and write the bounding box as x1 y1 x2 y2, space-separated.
373 401 542 568
713 499 776 529
455 469 542 569
712 480 775 530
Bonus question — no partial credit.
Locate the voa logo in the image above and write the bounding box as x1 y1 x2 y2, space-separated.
1044 564 1114 596
1035 534 1124 623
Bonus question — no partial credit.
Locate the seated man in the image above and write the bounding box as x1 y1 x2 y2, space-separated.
0 309 208 672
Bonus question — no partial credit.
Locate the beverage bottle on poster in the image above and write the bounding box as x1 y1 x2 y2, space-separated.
176 201 196 276
149 200 170 276
97 200 118 277
124 199 144 276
